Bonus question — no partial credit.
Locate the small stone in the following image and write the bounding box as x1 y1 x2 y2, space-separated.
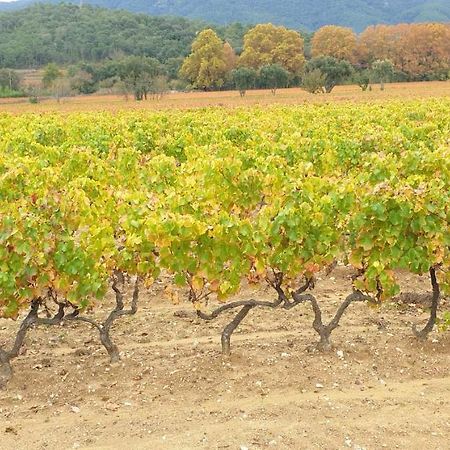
70 406 81 414
315 383 324 389
105 402 120 411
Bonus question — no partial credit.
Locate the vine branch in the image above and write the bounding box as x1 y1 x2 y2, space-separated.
195 274 312 355
413 267 440 340
295 290 372 350
0 273 140 388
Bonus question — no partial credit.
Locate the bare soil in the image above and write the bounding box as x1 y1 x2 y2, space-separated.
1 267 449 450
1 81 449 114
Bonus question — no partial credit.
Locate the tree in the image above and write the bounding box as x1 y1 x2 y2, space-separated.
354 70 370 91
393 23 450 79
149 75 169 100
0 69 20 91
179 29 228 90
355 23 450 80
118 56 162 100
305 56 353 93
312 25 357 62
354 25 394 68
239 24 305 76
371 59 394 90
231 67 257 97
42 63 62 88
258 64 289 95
223 42 238 73
165 57 184 81
53 77 72 103
69 68 97 94
301 69 326 94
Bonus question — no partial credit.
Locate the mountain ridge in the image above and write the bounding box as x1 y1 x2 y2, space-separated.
0 0 449 31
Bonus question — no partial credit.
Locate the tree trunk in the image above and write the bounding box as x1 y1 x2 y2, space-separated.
221 305 254 356
413 267 440 339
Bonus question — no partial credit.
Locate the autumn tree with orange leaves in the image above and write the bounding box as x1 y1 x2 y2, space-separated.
356 23 450 79
239 24 306 76
312 25 357 63
394 23 450 78
223 42 238 73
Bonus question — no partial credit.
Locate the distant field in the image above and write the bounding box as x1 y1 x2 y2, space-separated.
1 81 449 113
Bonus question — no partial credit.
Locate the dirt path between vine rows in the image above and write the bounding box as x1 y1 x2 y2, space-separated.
1 267 449 449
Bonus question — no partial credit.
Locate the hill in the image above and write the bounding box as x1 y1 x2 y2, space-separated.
0 4 249 68
0 0 449 31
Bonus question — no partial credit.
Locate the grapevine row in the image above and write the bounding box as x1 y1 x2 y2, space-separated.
0 99 449 387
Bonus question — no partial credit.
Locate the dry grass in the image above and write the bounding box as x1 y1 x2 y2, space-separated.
1 81 449 114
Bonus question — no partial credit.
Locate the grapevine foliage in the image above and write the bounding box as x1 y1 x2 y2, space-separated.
0 99 449 384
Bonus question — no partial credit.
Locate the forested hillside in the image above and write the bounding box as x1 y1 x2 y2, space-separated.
0 4 249 68
0 0 449 31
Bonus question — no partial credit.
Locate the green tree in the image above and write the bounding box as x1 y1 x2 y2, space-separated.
231 67 257 97
0 69 20 91
179 29 228 90
165 57 184 81
69 68 97 94
258 64 289 95
42 63 62 88
301 69 326 94
118 56 162 100
371 59 395 90
305 56 353 93
217 22 250 54
354 69 370 91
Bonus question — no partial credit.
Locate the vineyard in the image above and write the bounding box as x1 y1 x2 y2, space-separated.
0 98 449 447
1 98 449 383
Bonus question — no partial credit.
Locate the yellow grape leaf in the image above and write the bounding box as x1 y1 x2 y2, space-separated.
191 276 204 291
348 251 364 270
353 279 366 291
255 259 266 276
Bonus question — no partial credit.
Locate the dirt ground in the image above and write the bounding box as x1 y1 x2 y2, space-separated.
1 81 450 114
1 266 449 450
